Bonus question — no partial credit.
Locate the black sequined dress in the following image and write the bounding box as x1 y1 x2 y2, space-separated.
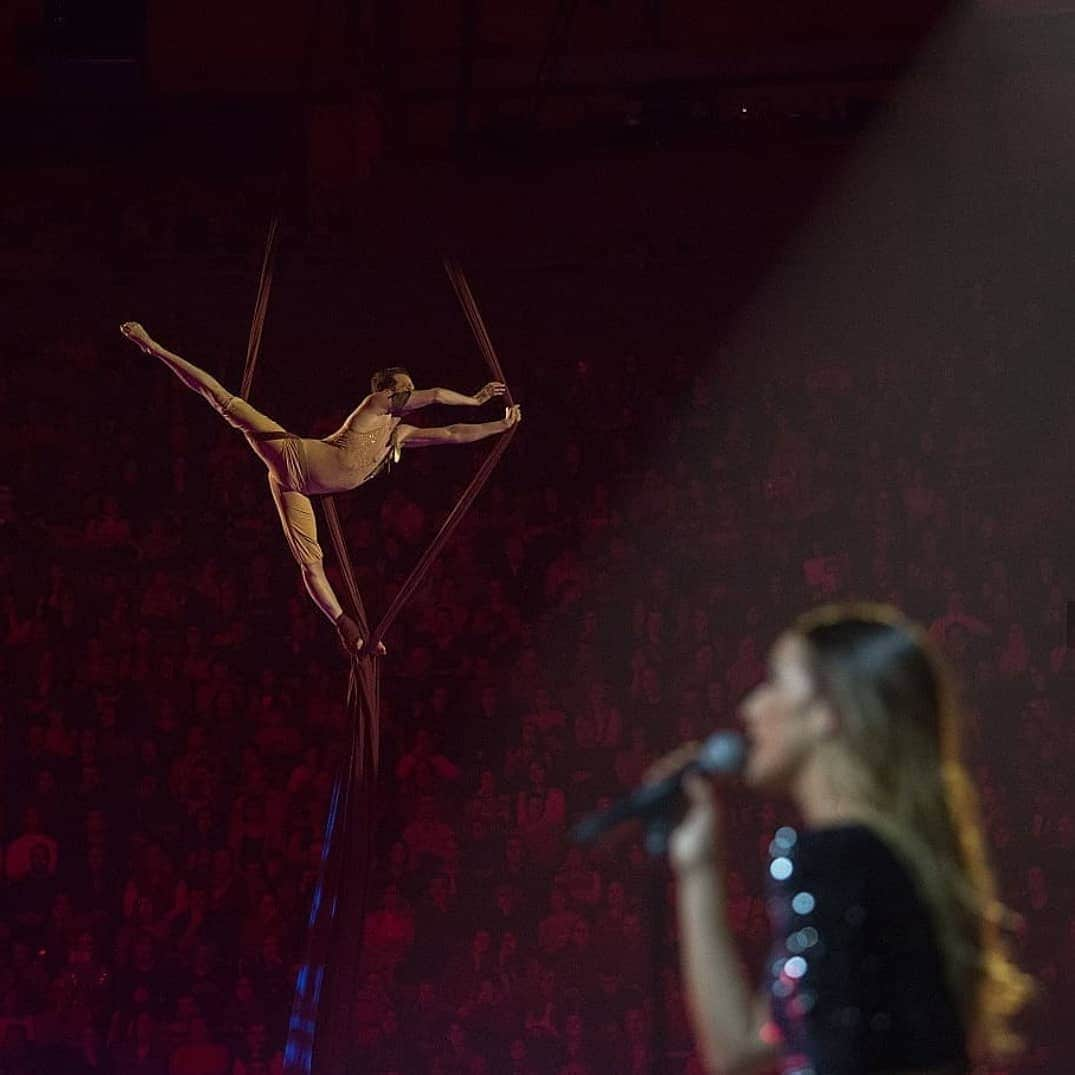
764 823 969 1075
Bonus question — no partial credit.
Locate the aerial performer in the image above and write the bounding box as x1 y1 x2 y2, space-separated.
119 321 521 656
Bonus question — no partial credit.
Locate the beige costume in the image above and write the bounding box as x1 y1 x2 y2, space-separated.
211 391 406 570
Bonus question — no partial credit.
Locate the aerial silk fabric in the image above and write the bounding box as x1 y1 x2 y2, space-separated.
237 232 515 1074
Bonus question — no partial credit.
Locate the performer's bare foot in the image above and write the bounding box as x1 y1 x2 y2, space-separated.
335 613 387 658
120 322 154 353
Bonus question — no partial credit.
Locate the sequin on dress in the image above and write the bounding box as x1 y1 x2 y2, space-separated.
764 823 969 1075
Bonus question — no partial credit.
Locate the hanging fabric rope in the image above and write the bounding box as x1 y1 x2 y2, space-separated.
232 220 516 1074
241 214 280 401
193 2 520 1070
444 258 515 398
322 494 380 773
367 259 519 648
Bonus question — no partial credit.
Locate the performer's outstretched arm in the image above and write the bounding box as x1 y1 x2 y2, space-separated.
397 404 521 448
372 382 507 415
415 383 506 408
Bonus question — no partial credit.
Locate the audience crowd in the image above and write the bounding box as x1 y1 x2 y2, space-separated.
1 175 1071 1075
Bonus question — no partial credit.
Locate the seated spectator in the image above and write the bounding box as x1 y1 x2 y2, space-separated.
169 1014 230 1075
362 885 416 978
5 807 59 881
515 762 565 832
222 975 267 1043
42 891 89 966
505 1037 541 1075
409 874 459 977
405 979 454 1063
8 843 59 939
613 727 652 791
591 879 631 957
469 580 524 657
228 799 273 872
0 1024 38 1075
508 648 546 709
552 848 601 909
402 796 457 872
537 890 580 958
621 1007 651 1075
42 707 76 761
556 916 602 995
572 680 622 754
458 976 521 1057
252 704 303 764
498 835 533 894
521 966 561 1067
503 723 549 790
724 635 765 698
516 792 564 871
362 1006 411 1075
51 929 113 1039
998 621 1031 679
243 935 290 1022
238 891 289 964
122 842 185 924
112 1011 169 1075
928 591 991 643
370 839 414 897
140 568 185 622
396 733 463 808
85 494 133 550
494 930 525 998
231 1019 283 1075
463 770 511 834
524 688 568 736
444 927 496 1006
557 1011 600 1072
285 745 324 799
439 1020 485 1075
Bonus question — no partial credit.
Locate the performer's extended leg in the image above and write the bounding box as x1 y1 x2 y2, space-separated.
267 479 343 622
121 323 286 437
268 478 378 656
121 323 369 656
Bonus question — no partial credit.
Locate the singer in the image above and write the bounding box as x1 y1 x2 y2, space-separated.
661 604 1033 1075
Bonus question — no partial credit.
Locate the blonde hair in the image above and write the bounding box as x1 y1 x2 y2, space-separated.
793 602 1035 1061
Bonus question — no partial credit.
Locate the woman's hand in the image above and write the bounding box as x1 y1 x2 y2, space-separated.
644 742 724 875
671 772 724 875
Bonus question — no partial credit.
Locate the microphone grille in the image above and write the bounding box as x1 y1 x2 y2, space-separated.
697 731 746 775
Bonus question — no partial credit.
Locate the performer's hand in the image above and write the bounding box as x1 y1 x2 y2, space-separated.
120 322 153 351
671 772 724 875
502 404 522 429
644 742 723 874
474 382 507 405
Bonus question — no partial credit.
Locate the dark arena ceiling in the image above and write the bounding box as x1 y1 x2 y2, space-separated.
4 0 1075 162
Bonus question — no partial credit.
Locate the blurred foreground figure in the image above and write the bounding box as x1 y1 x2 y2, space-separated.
656 603 1033 1075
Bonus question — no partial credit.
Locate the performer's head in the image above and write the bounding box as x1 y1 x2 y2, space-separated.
739 602 948 799
739 602 1033 1060
371 367 414 394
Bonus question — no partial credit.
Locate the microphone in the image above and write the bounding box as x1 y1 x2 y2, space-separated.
571 731 746 846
